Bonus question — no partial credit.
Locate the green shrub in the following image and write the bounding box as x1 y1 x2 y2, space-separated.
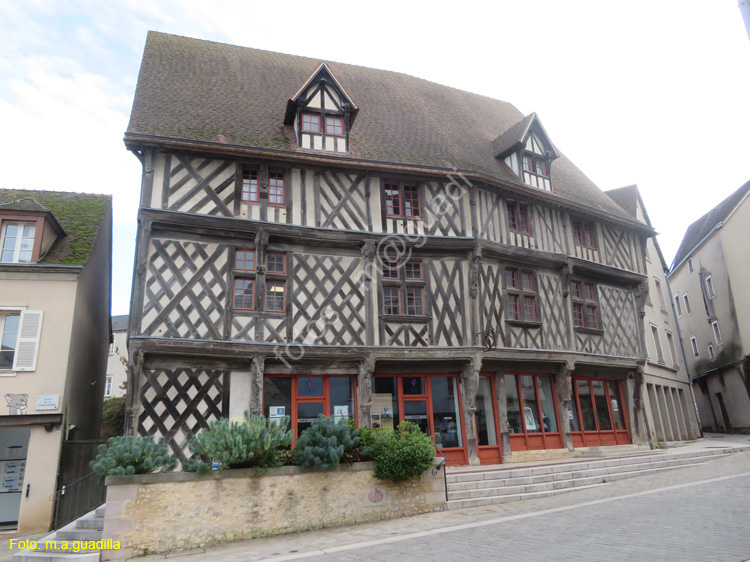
184 413 292 473
294 415 360 470
90 435 177 479
100 397 126 438
370 422 435 483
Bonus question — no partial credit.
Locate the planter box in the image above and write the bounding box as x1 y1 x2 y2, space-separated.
102 460 446 559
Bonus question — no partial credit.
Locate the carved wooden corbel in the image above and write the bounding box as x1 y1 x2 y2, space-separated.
357 356 376 427
249 356 266 416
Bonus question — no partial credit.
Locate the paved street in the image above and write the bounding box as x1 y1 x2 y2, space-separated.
138 444 750 562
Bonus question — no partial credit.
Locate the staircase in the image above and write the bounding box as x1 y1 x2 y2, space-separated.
14 505 105 561
446 447 741 510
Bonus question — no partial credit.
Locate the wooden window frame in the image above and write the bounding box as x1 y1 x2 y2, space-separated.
0 221 37 264
381 260 427 318
572 219 596 249
233 278 255 311
522 153 549 179
264 252 287 313
301 112 321 133
708 344 715 360
571 280 600 332
505 268 539 324
570 377 631 446
235 249 256 272
265 280 286 313
268 170 286 207
690 337 699 358
0 311 21 371
325 115 344 136
683 293 692 315
650 324 664 364
705 275 716 299
241 168 260 203
383 180 421 219
507 201 531 234
688 258 694 274
674 294 683 317
666 331 679 369
712 321 723 345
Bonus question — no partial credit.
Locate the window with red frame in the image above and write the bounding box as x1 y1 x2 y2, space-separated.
522 154 548 178
506 268 538 323
572 220 596 249
384 180 420 218
241 169 259 203
507 201 531 234
382 260 425 316
325 116 344 136
264 253 286 313
233 278 254 310
236 249 255 271
269 171 285 206
301 113 321 133
571 280 599 329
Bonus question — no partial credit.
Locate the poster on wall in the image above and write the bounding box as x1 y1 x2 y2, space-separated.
333 406 349 422
269 406 286 425
372 394 394 429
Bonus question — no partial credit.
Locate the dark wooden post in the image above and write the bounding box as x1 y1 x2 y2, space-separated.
357 357 375 428
249 356 265 416
555 360 575 451
460 356 482 466
495 370 511 460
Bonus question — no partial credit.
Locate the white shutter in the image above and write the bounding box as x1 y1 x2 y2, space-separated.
12 310 43 372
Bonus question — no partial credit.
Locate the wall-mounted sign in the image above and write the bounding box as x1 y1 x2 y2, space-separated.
333 405 349 422
36 395 59 411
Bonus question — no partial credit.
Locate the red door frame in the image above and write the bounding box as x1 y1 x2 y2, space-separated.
570 377 630 447
507 373 564 452
377 373 468 466
263 374 358 438
477 372 503 465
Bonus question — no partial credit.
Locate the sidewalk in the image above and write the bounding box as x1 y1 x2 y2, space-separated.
131 434 749 562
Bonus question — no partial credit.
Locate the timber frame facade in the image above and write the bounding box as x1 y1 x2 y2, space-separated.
124 33 658 465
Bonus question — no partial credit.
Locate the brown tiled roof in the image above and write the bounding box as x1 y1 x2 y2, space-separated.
127 32 634 222
605 185 639 219
671 179 750 270
0 189 110 266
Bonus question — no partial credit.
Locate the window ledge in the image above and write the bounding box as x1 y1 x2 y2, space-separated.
574 326 604 336
385 216 422 222
379 314 431 323
0 370 17 377
505 319 542 329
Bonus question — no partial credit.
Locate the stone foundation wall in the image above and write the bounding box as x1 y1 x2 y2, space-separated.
102 461 446 559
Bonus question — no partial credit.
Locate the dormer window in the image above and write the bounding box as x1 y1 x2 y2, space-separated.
1 222 36 263
522 154 548 178
285 63 358 155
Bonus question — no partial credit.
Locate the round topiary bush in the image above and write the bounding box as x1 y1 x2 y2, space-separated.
90 435 177 479
370 422 435 483
294 415 360 470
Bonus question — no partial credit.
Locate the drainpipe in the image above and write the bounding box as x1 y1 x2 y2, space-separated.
664 270 703 437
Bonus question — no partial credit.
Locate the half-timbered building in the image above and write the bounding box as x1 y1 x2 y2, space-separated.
124 32 658 466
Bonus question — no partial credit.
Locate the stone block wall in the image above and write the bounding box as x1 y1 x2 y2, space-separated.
102 461 446 559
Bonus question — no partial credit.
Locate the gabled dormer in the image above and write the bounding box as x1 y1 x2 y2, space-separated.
284 63 358 154
493 113 559 192
0 199 64 264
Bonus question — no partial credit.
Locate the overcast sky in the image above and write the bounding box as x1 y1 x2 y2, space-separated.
1 1 748 315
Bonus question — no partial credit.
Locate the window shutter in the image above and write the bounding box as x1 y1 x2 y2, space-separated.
12 310 43 372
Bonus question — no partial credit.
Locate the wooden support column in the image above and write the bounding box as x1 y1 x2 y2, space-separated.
460 355 482 466
555 360 575 451
361 242 376 346
357 357 376 428
469 245 481 343
125 350 144 436
495 370 511 460
249 356 265 416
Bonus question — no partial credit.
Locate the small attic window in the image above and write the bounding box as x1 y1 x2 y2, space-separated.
285 63 358 155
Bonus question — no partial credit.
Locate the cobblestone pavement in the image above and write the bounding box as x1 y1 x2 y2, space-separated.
138 446 750 562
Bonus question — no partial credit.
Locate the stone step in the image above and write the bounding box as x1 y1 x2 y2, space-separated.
54 529 103 542
447 483 607 510
76 517 104 530
94 506 105 518
447 453 728 492
445 448 736 484
13 552 100 562
447 460 708 500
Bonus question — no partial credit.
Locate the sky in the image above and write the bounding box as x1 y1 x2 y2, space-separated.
1 1 748 316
